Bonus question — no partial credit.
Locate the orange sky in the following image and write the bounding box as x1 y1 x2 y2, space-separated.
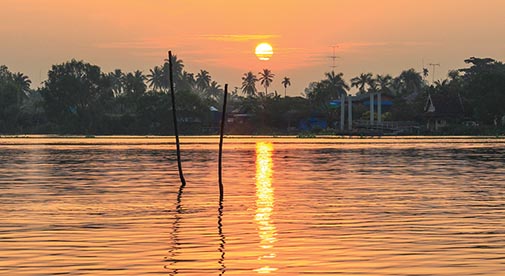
1 0 504 95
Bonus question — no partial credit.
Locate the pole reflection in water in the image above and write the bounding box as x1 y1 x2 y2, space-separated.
165 181 185 275
254 142 278 274
217 200 226 275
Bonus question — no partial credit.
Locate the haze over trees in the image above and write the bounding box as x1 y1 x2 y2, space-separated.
1 56 504 135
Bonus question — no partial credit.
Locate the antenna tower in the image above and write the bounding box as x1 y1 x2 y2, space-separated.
429 63 440 84
329 45 339 71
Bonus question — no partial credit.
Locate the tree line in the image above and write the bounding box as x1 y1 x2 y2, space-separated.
1 56 504 135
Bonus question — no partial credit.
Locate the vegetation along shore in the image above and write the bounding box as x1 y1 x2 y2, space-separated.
1 57 504 136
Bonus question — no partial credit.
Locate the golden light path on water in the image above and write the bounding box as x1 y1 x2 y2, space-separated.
254 142 278 274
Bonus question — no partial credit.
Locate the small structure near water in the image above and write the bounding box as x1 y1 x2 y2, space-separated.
424 93 465 131
330 92 396 134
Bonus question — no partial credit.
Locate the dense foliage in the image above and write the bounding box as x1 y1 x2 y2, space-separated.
1 57 504 135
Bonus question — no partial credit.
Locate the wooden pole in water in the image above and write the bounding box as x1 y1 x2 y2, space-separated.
218 84 228 201
169 51 186 186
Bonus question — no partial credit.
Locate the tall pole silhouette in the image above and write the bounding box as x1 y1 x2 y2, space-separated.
218 84 228 201
429 63 440 84
169 51 186 186
329 45 339 70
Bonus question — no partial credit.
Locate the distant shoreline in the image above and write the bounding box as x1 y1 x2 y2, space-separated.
1 134 504 139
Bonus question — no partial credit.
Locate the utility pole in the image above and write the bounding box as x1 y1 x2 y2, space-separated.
429 63 440 84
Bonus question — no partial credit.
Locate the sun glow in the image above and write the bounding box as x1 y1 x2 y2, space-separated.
255 43 273 61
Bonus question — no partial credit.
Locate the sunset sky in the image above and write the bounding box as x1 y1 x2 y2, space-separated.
1 0 504 95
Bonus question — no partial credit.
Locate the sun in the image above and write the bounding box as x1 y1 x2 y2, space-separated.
255 43 273 61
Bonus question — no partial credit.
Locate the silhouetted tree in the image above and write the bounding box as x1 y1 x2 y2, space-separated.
181 71 196 91
196 70 211 92
0 66 30 132
41 59 113 133
164 55 184 90
258 69 275 94
123 70 147 97
351 73 373 95
303 71 349 127
147 66 164 92
11 72 31 114
398 69 424 97
376 74 393 95
12 72 31 95
460 57 505 124
324 71 349 99
3 55 505 135
108 69 124 97
241 71 258 97
282 76 291 97
208 80 223 102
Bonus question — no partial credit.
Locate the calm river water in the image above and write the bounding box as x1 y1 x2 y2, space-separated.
1 136 504 275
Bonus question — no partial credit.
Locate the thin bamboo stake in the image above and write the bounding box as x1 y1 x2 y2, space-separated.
169 51 186 186
218 84 228 200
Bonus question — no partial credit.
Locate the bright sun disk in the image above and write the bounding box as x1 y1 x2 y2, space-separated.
255 43 273 61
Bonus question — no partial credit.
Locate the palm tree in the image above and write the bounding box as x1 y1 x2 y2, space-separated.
109 69 124 97
161 62 171 91
196 70 211 92
324 71 349 99
13 72 31 95
172 70 196 92
367 77 378 93
241 71 258 97
182 71 196 89
399 69 424 96
162 54 184 91
258 69 275 94
351 73 373 95
164 54 184 79
124 70 146 97
376 74 393 94
208 81 223 101
12 72 31 109
147 66 164 92
281 77 291 97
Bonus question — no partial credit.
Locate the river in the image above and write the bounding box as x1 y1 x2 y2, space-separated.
1 136 504 275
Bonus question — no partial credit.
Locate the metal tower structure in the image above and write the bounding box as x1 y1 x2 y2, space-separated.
429 63 440 84
329 45 340 70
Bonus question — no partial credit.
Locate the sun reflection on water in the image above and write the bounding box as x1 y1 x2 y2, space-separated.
254 142 278 273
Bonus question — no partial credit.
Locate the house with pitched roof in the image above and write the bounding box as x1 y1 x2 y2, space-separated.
424 93 465 131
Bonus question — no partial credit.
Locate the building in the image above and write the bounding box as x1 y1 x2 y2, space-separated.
424 93 465 131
